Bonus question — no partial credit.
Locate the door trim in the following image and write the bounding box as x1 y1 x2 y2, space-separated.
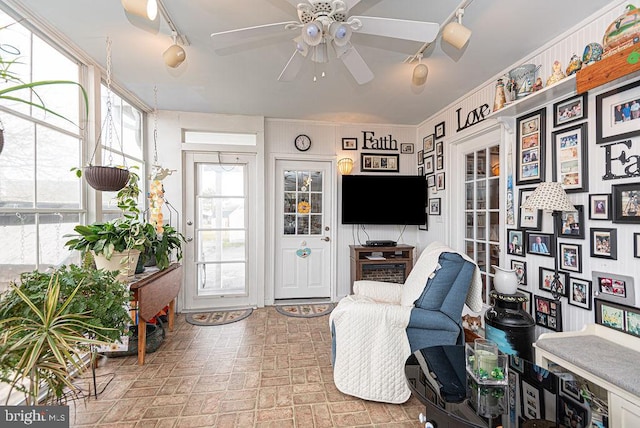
266 154 337 305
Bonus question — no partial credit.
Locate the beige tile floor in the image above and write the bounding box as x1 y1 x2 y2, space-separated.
68 307 424 427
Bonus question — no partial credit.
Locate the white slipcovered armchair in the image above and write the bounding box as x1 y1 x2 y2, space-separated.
329 242 483 403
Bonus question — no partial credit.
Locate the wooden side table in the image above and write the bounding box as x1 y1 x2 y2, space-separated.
129 263 182 365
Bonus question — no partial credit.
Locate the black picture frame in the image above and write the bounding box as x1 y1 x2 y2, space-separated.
557 395 589 427
527 232 554 257
595 78 640 144
519 289 532 314
427 175 435 187
429 198 441 215
516 108 546 185
559 243 581 273
553 92 588 127
635 233 640 258
588 194 611 220
417 150 424 165
400 142 414 154
417 166 423 176
539 266 567 297
518 188 542 230
424 155 434 174
595 298 640 337
436 172 445 190
535 295 562 331
612 182 640 223
596 274 627 299
556 205 584 239
423 134 435 153
435 121 446 139
521 379 544 420
342 137 358 150
551 122 588 193
590 227 617 260
418 207 428 231
568 277 592 310
507 229 525 256
511 259 527 286
436 155 444 171
360 153 399 173
435 141 443 156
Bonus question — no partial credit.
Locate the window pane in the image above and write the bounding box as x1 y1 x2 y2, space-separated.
39 213 80 265
198 230 246 262
488 177 499 210
36 126 81 209
198 164 244 197
0 114 35 207
198 197 244 229
0 212 36 265
199 262 246 295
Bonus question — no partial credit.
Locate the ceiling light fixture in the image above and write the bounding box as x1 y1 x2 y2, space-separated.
442 8 472 50
163 31 186 68
412 55 428 86
121 0 158 20
338 158 354 175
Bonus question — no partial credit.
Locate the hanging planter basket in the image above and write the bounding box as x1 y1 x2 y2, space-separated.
84 165 130 192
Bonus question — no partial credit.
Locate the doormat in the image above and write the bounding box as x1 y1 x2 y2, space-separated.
185 308 253 326
275 303 334 318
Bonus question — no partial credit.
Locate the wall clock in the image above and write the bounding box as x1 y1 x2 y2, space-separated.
294 134 311 152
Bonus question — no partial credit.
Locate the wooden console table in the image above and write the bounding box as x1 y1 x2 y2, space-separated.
349 245 414 293
130 263 182 365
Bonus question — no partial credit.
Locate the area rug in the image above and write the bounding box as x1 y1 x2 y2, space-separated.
185 308 253 326
275 303 334 318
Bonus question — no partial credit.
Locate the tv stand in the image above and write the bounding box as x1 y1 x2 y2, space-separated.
365 240 397 247
349 245 414 293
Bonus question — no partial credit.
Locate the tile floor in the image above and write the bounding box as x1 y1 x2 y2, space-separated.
68 307 424 427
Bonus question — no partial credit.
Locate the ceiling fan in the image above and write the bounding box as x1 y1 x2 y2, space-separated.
210 0 439 84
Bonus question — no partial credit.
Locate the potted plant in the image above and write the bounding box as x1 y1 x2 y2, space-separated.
0 264 131 405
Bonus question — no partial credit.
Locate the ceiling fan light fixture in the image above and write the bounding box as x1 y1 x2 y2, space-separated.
329 22 351 47
294 36 309 56
311 42 328 63
121 0 158 20
442 9 471 50
303 21 324 46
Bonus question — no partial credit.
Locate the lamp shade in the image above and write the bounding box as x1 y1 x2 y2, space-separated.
121 0 158 20
163 44 186 68
337 158 354 175
520 182 575 212
442 21 471 50
412 63 428 86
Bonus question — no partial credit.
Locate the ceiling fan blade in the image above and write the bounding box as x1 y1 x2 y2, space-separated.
344 0 362 9
278 50 307 82
211 22 297 48
351 16 439 43
339 45 374 85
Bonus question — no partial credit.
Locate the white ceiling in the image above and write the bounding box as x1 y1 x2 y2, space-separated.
11 0 614 125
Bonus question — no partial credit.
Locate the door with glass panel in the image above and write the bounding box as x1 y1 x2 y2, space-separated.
183 152 257 310
453 130 502 305
275 160 333 299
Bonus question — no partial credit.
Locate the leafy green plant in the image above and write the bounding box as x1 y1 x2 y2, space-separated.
63 217 149 260
150 224 186 270
0 270 128 405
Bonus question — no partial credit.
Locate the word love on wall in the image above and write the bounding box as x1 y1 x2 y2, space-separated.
602 139 640 180
361 131 399 151
456 103 491 132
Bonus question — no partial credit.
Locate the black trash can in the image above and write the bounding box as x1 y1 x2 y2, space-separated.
484 290 535 362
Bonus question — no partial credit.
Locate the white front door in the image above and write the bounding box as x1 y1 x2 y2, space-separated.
183 152 258 310
274 160 333 299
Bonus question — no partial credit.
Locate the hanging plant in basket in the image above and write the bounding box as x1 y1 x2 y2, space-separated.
83 165 130 191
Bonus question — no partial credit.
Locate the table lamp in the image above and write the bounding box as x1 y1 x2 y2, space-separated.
520 182 575 300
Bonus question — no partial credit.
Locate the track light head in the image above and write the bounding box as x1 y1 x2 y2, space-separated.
442 8 471 50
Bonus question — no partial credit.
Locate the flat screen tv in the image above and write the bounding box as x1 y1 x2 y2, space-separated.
341 175 426 225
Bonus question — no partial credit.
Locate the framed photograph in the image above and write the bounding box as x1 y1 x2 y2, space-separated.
595 78 640 143
435 141 443 156
595 298 625 332
568 277 592 310
539 266 567 297
400 143 414 154
436 155 444 171
511 259 527 286
417 150 424 165
590 228 617 260
521 380 544 420
423 134 435 153
507 229 525 256
552 123 588 193
418 207 428 231
435 172 445 191
510 355 525 373
360 153 399 173
518 188 542 230
527 232 554 257
519 289 532 314
635 233 640 258
417 166 424 176
535 295 563 332
557 395 589 427
342 137 358 150
612 182 640 223
588 194 611 220
556 205 584 239
596 275 627 298
435 121 446 139
559 243 581 273
558 373 585 403
424 155 434 174
427 175 436 188
429 198 441 215
516 108 546 185
553 92 588 127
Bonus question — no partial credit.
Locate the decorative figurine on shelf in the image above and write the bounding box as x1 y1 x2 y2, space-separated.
531 77 544 92
582 42 603 65
493 78 507 112
565 53 583 76
603 4 640 58
546 60 566 86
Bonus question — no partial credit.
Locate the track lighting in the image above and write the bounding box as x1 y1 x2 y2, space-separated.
163 32 186 68
442 8 472 50
412 55 428 86
121 0 158 20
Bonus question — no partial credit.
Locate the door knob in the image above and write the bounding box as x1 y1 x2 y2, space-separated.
186 237 193 242
187 220 193 226
322 236 330 242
